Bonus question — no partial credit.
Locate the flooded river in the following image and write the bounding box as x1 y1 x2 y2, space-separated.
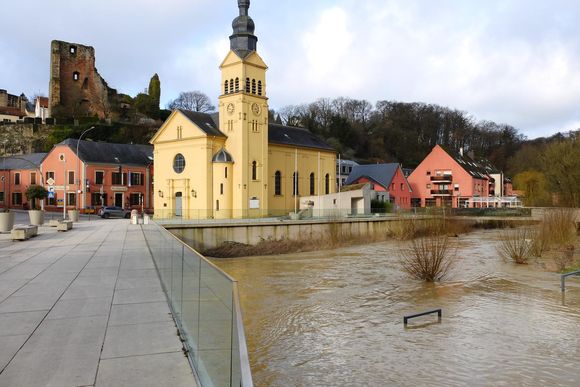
213 229 580 386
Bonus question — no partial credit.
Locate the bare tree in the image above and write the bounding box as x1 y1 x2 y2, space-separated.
167 91 215 112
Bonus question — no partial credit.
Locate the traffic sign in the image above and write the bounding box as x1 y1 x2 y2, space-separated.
48 192 54 199
48 186 55 193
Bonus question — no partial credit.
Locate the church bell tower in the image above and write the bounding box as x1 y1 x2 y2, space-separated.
218 0 269 218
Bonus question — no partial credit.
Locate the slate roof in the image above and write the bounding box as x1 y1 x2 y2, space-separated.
172 110 335 151
438 145 491 179
59 139 153 166
178 109 225 137
212 148 234 163
345 163 401 190
268 123 335 151
0 153 47 170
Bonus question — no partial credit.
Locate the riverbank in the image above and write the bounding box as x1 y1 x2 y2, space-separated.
202 217 529 258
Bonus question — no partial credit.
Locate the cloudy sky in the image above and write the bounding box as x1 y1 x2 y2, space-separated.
1 0 579 139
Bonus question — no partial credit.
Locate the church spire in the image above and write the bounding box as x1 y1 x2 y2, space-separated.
230 0 258 59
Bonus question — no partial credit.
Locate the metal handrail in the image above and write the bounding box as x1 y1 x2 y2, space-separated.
404 309 442 325
561 270 580 292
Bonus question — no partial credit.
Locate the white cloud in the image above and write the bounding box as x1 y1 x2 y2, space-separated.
1 0 580 138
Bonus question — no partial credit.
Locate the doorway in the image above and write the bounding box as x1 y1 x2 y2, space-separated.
175 192 183 217
114 192 123 208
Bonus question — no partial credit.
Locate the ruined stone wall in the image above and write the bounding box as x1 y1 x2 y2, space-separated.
0 124 51 155
49 40 117 119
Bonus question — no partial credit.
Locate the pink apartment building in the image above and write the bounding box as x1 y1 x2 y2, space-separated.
41 139 154 213
408 145 493 208
0 153 47 209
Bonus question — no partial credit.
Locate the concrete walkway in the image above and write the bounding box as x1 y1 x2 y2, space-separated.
0 214 197 386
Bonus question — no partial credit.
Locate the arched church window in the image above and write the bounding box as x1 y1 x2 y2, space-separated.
310 172 315 195
258 81 262 96
275 171 281 195
293 172 299 196
230 78 234 94
246 78 250 93
235 78 240 92
251 161 257 180
224 80 229 94
252 79 256 94
325 173 330 194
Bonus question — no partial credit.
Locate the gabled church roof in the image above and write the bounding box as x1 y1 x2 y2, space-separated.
268 123 335 151
178 109 225 138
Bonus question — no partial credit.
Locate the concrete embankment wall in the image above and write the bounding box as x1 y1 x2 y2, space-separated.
164 217 402 251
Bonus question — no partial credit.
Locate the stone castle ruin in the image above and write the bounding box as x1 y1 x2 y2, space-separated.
49 40 118 119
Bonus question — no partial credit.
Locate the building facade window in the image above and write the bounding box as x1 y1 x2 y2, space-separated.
129 193 141 206
245 78 250 93
112 172 123 185
310 172 315 195
68 171 75 185
225 167 228 178
129 172 143 186
224 80 229 94
235 77 240 92
325 173 330 194
230 78 234 93
216 200 220 211
400 183 404 191
220 183 224 195
95 171 104 185
293 172 299 196
73 72 80 81
258 80 262 96
46 171 55 181
252 79 256 94
251 161 257 180
30 172 36 185
275 171 281 195
14 173 20 185
12 192 22 205
67 192 76 206
173 154 185 173
0 192 4 202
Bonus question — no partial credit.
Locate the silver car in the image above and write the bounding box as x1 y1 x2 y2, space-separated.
98 206 131 219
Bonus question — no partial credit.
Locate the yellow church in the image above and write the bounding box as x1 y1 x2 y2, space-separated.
151 0 337 219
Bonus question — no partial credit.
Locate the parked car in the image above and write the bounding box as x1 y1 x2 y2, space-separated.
98 206 131 219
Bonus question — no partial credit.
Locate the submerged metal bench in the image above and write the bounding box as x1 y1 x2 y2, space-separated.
11 225 38 241
404 309 442 325
56 220 73 232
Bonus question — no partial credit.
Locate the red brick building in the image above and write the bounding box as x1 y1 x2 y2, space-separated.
345 163 412 209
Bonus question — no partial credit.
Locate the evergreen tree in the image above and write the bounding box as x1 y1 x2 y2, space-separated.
148 74 161 119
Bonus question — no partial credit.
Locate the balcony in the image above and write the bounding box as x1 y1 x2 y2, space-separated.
431 189 452 196
430 175 453 182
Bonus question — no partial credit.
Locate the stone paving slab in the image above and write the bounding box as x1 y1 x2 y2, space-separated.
0 214 197 386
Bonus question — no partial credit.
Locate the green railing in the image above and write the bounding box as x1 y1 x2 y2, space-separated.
141 220 253 387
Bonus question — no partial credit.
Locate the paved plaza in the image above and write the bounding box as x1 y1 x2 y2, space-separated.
0 212 197 386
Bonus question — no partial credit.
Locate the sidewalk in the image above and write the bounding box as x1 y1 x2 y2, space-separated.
0 215 197 386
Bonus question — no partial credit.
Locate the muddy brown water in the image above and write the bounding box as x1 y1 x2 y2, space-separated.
213 229 580 387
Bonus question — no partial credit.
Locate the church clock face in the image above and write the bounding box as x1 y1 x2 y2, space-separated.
252 103 261 116
227 103 235 115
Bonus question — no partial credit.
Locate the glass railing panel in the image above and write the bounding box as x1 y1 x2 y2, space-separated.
141 221 253 387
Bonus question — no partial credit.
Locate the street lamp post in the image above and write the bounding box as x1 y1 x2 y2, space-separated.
76 126 96 211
